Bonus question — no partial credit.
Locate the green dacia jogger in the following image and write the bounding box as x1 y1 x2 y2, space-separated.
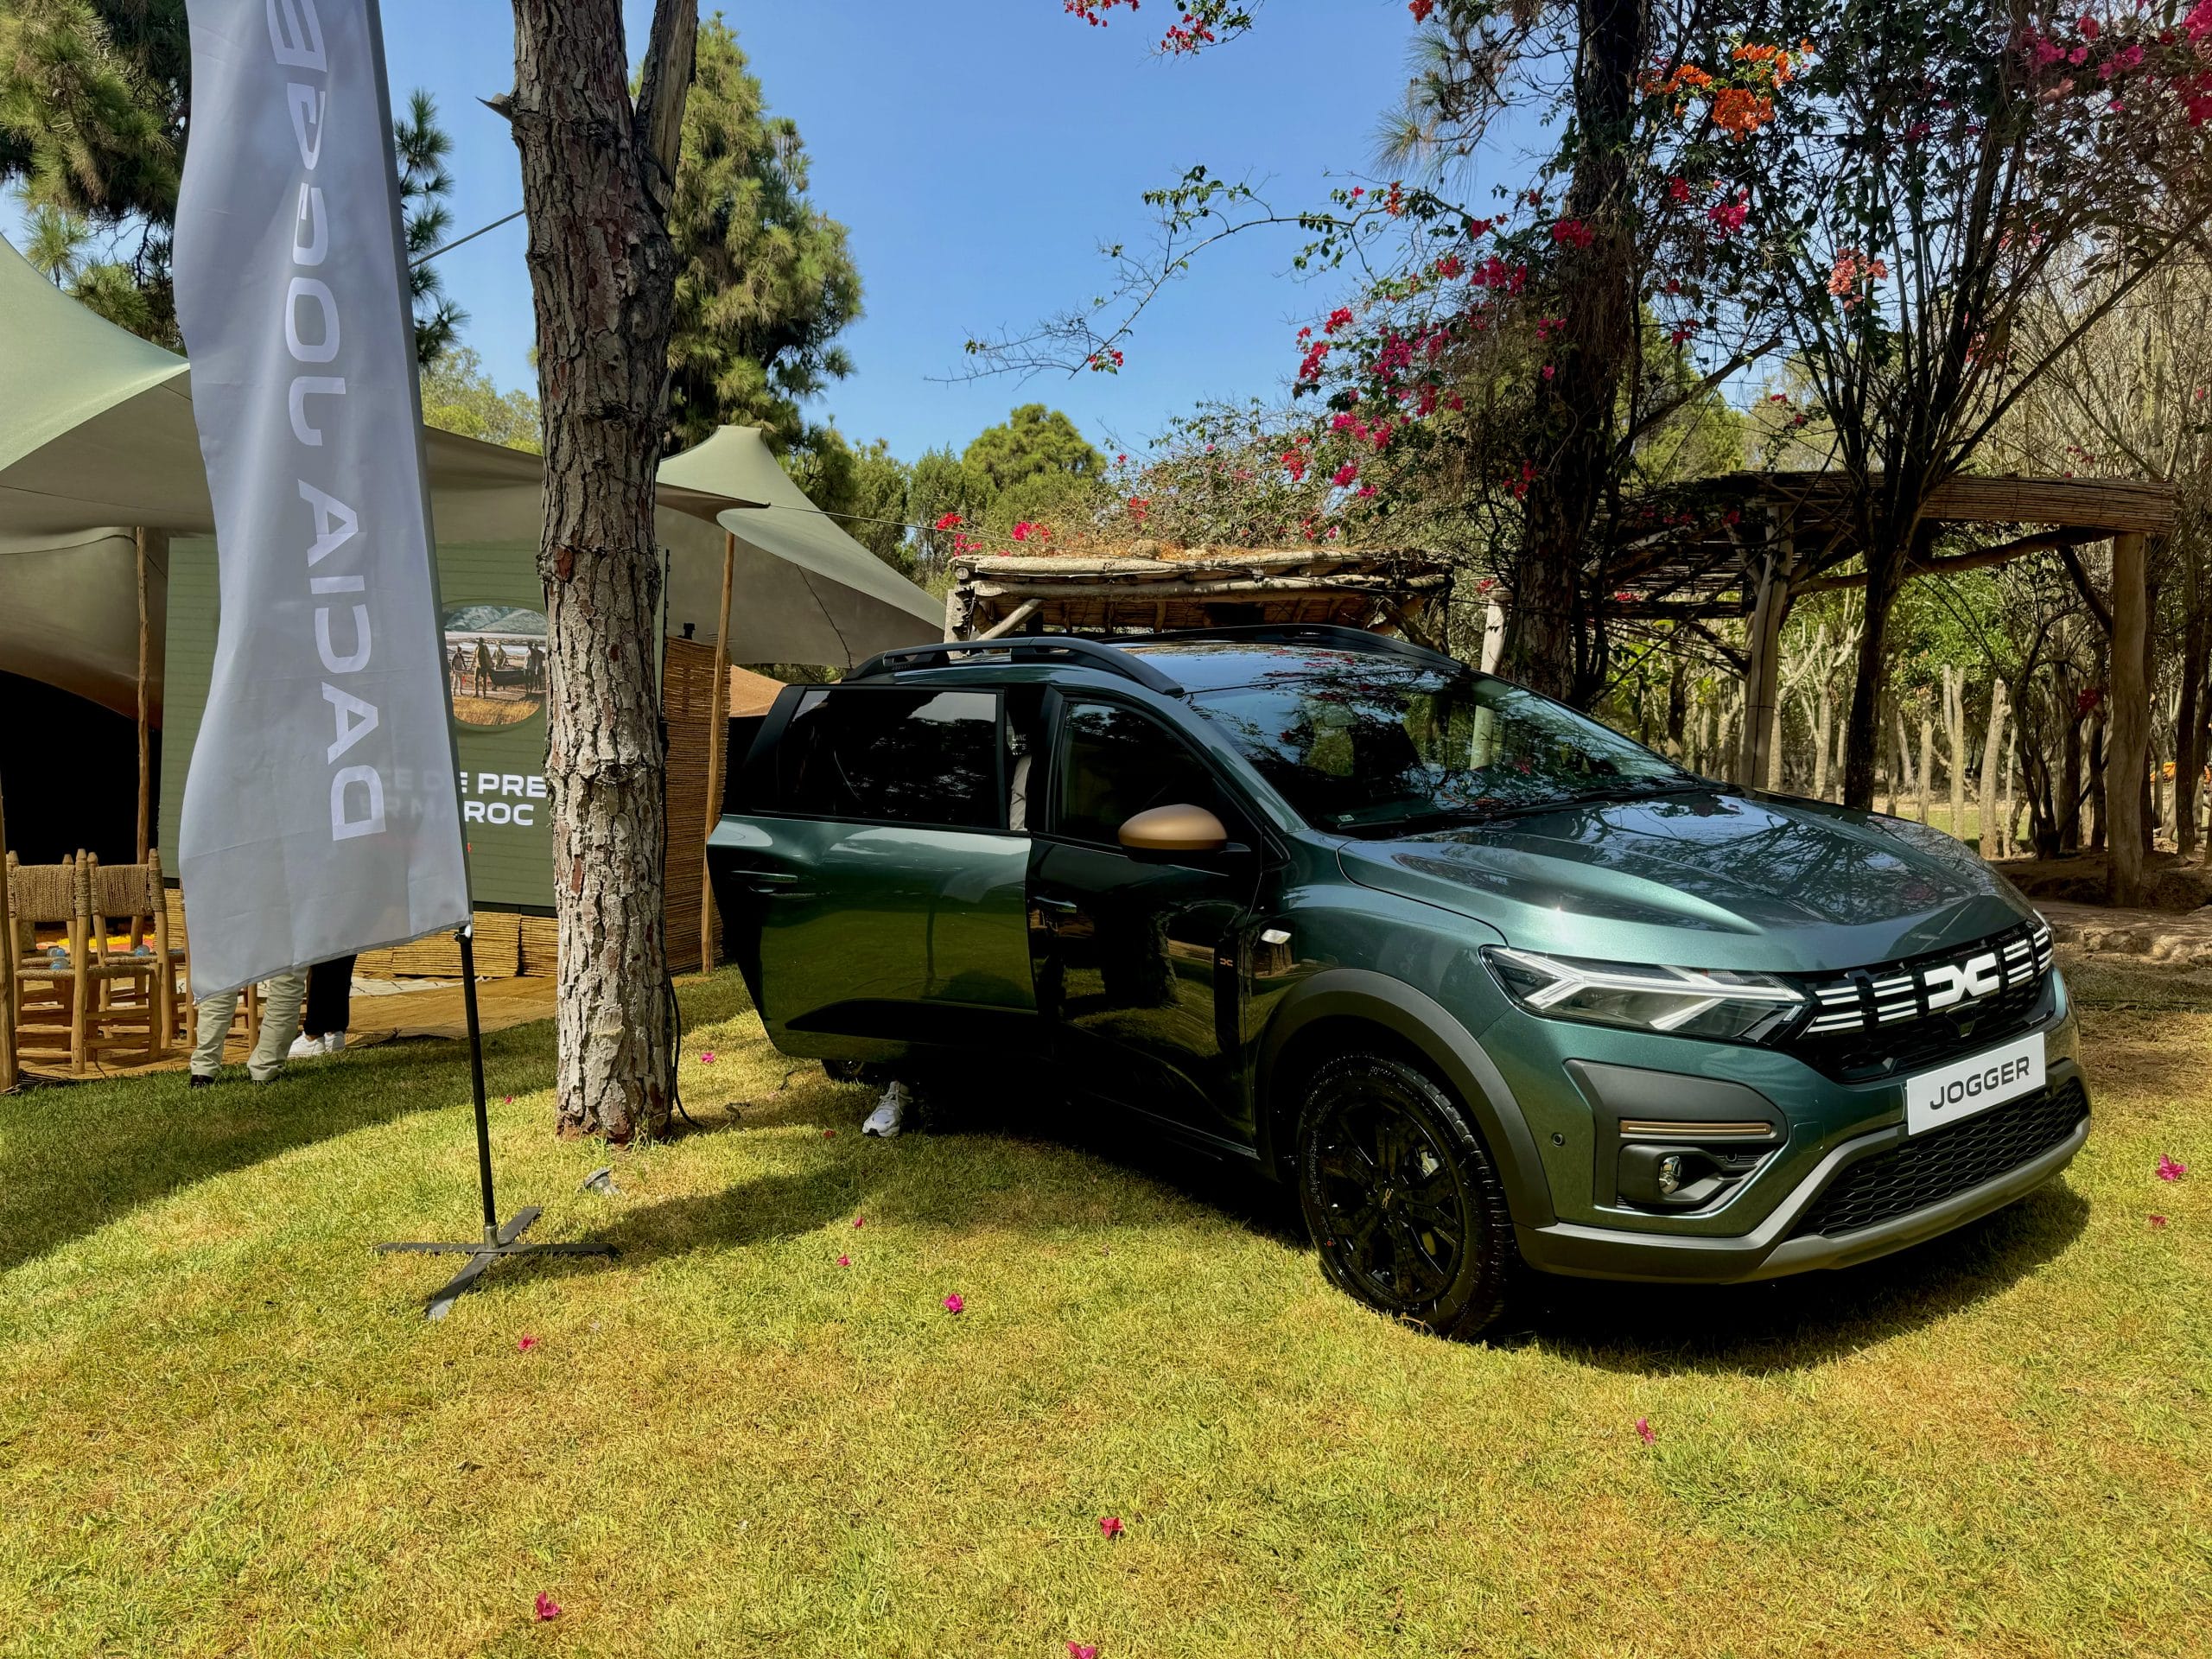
708 627 2086 1338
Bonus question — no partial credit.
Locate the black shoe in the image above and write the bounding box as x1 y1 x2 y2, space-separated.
188 1073 217 1089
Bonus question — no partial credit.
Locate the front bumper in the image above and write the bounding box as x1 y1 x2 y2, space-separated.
1515 1055 2088 1283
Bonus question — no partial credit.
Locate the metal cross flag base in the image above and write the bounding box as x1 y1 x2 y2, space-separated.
378 1208 615 1321
376 927 616 1319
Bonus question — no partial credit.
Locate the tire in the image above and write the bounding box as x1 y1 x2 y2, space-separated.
821 1059 865 1084
1294 1052 1518 1339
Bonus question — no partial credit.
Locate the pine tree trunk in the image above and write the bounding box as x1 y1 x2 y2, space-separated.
508 0 696 1141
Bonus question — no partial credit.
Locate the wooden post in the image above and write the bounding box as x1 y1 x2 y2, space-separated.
1479 601 1508 674
2109 531 2150 906
0 770 16 1091
135 528 164 863
1733 553 1790 790
700 530 737 976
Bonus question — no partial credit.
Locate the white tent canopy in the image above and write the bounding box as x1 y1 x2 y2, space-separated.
1 236 938 712
657 424 943 666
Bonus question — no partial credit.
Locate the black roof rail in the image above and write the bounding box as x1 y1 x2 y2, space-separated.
1135 624 1463 671
846 637 1185 696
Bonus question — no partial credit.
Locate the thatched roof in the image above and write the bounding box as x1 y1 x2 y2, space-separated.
944 545 1452 640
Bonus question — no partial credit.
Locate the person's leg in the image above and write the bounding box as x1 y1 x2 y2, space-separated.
190 990 240 1080
303 956 356 1051
248 971 308 1082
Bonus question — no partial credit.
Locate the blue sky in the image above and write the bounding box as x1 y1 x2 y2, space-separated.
371 0 1432 463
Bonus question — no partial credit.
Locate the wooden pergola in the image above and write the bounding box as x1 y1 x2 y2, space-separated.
941 547 1452 644
1588 467 2177 898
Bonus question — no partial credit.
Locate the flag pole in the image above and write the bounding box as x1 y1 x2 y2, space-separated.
356 0 610 1318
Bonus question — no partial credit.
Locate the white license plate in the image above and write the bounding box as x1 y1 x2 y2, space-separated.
1904 1032 2046 1136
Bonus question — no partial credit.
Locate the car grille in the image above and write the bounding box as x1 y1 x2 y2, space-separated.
1783 919 2055 1082
1791 1080 2088 1238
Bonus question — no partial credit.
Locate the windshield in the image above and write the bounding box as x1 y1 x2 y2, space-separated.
1193 658 1694 835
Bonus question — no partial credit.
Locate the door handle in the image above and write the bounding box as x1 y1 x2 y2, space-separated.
1034 895 1080 913
742 872 801 894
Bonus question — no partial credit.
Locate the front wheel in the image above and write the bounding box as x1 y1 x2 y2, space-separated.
1295 1052 1518 1339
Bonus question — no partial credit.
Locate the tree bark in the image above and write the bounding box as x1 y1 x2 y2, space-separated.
1916 707 1934 827
2179 544 2206 862
509 0 697 1142
1502 0 1646 707
2108 531 2149 906
1942 665 1971 844
1978 680 2009 860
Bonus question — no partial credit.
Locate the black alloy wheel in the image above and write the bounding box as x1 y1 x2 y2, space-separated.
1295 1052 1517 1339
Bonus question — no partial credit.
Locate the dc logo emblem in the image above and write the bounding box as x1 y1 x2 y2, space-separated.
1923 950 2004 1011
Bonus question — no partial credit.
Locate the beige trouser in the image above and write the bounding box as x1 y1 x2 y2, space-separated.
190 971 308 1082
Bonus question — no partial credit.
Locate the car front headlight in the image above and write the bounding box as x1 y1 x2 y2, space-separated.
1481 946 1805 1043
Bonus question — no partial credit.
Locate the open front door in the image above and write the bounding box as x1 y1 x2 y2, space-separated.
1029 695 1262 1148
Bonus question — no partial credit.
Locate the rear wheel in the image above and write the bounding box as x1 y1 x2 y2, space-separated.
1295 1052 1517 1339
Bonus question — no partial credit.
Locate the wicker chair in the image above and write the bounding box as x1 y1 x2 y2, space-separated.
5 851 166 1074
83 849 185 1058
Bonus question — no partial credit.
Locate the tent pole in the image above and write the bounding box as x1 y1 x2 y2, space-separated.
701 530 736 976
135 528 160 864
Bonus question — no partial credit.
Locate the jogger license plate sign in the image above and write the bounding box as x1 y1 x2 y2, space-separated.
1904 1032 2046 1137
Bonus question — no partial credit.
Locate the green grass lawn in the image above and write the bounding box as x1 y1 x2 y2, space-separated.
3 968 2207 1657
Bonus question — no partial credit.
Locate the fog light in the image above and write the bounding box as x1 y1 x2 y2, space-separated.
1656 1153 1682 1197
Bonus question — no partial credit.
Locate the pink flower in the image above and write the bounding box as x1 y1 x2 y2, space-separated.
535 1592 561 1621
1099 1515 1124 1539
1635 1416 1655 1444
943 1293 965 1314
836 1253 851 1266
1331 462 1360 488
2148 1214 2169 1230
823 1128 836 1138
933 511 963 531
2156 1154 2188 1181
853 1215 865 1228
700 1051 715 1064
518 1335 538 1352
503 1095 513 1104
1068 1645 1099 1659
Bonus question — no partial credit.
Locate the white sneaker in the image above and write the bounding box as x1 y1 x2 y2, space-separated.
321 1032 346 1055
286 1033 321 1060
861 1080 910 1138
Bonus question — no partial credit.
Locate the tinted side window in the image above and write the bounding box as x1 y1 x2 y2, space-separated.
779 688 1003 829
1053 701 1227 847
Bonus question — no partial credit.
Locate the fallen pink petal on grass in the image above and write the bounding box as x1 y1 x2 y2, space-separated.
700 1051 716 1064
503 1095 512 1105
2157 1154 2188 1181
1067 1645 1098 1659
823 1128 836 1138
1635 1417 1655 1445
517 1335 538 1353
943 1293 964 1314
534 1592 561 1621
1098 1516 1124 1539
836 1254 850 1267
852 1215 864 1228
2150 1214 2170 1229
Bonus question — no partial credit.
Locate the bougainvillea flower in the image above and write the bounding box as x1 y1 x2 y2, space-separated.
853 1215 864 1228
837 1254 851 1266
1636 1416 1655 1444
2157 1154 2188 1180
518 1335 538 1352
1067 1645 1098 1659
2148 1214 2169 1230
944 1293 965 1314
1099 1516 1124 1539
535 1592 561 1621
699 1051 715 1064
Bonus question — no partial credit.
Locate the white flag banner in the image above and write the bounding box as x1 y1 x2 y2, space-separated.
174 0 470 996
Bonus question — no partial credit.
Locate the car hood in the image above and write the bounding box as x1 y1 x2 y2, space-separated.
1334 786 2035 973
